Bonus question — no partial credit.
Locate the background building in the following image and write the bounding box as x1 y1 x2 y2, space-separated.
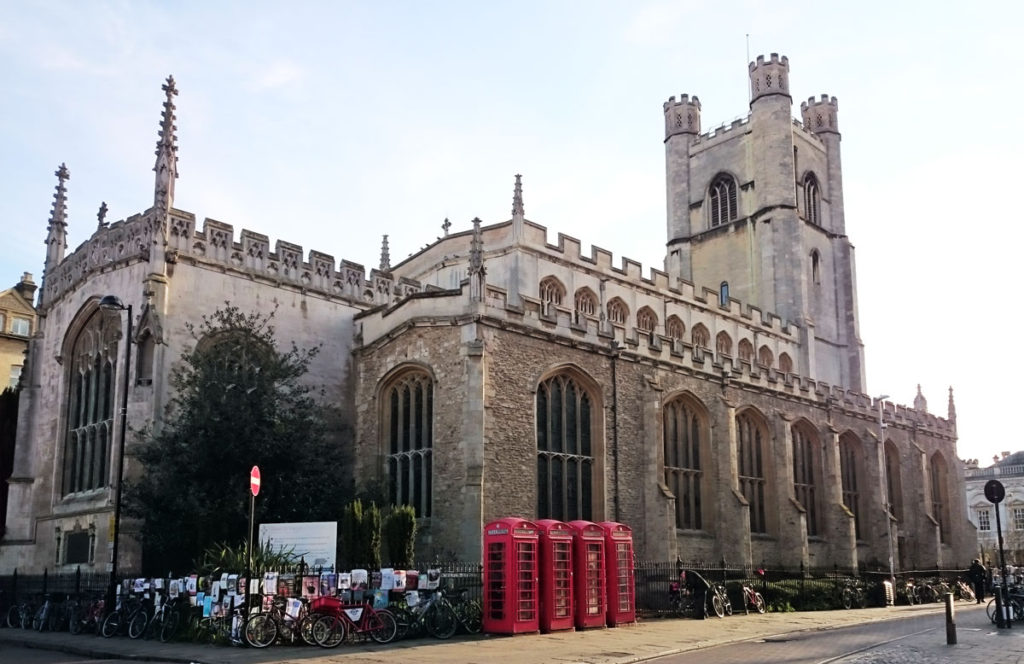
1 55 975 575
965 452 1024 566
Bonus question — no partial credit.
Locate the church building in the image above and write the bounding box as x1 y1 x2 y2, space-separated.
1 54 975 574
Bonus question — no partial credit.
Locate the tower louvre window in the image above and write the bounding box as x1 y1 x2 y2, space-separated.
540 277 565 307
636 307 657 333
709 174 738 228
607 298 628 326
804 173 821 226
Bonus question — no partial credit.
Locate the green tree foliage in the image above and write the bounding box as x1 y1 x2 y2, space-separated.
339 499 382 569
383 505 417 568
124 304 351 575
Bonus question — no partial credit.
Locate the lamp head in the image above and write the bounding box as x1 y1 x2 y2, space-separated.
99 295 126 311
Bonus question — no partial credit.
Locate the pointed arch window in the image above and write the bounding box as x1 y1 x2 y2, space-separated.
804 173 821 226
757 345 773 368
382 368 434 518
574 288 597 319
664 396 706 531
811 250 821 285
839 434 863 539
709 173 738 228
540 276 566 308
691 324 710 350
136 330 155 385
62 308 118 495
737 339 754 362
885 441 903 522
537 373 596 522
636 306 657 333
930 452 950 543
715 331 732 356
606 298 628 326
719 281 730 306
779 353 793 374
792 423 819 536
666 316 685 341
737 411 768 534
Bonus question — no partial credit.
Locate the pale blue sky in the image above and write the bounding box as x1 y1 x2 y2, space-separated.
1 1 1019 466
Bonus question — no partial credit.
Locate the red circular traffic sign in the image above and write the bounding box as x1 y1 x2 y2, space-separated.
250 465 261 496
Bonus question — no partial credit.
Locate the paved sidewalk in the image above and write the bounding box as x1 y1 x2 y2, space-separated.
0 603 1014 664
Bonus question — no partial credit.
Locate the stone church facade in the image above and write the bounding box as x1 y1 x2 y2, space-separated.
1 54 974 575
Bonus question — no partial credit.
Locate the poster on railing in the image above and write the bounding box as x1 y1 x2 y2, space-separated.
259 521 337 570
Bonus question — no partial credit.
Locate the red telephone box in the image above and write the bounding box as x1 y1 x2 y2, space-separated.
536 519 574 633
483 517 540 634
599 521 636 626
568 520 606 629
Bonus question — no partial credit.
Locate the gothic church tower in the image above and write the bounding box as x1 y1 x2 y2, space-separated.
664 53 865 391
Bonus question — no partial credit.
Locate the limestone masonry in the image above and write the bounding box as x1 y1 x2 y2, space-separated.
1 55 973 574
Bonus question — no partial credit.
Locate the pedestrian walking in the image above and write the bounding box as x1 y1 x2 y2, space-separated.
968 559 986 604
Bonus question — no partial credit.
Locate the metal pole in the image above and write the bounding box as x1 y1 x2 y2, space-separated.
105 303 131 616
995 501 1011 628
877 397 896 595
248 491 255 617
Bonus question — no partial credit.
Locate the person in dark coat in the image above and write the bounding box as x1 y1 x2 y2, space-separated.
968 559 987 604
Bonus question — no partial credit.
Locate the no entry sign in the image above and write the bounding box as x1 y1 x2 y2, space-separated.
250 465 261 497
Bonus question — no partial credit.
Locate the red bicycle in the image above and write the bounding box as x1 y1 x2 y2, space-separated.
310 598 398 647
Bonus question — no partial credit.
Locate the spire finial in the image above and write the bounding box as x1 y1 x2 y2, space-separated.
49 163 69 230
154 75 179 211
379 234 391 272
913 384 927 413
42 163 71 304
442 217 451 236
469 217 486 301
97 201 109 230
512 173 524 218
947 386 957 423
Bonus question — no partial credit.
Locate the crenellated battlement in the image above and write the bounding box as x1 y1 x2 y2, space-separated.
800 94 839 134
43 207 425 311
748 52 790 102
692 115 750 144
663 94 701 139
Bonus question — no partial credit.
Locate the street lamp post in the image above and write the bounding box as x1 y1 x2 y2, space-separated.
876 394 896 595
100 295 132 616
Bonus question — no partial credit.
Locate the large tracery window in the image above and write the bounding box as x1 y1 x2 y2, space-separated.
839 434 863 539
664 396 705 530
885 441 903 522
62 308 119 495
709 173 738 228
737 411 768 534
537 373 594 522
791 423 819 536
930 452 950 543
383 369 434 518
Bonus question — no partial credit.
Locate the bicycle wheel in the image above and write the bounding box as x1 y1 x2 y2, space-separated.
424 603 457 639
710 593 725 618
841 588 853 610
753 593 767 614
722 593 733 616
459 599 482 634
159 610 180 643
100 610 121 638
32 607 45 631
369 609 398 644
390 606 414 640
128 610 148 639
312 614 347 648
244 614 278 648
987 598 997 623
5 605 21 629
298 613 318 646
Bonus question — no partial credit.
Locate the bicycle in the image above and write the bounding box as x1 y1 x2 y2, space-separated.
953 579 976 603
740 582 766 614
6 596 36 629
709 583 731 617
838 579 866 610
101 595 145 638
242 596 317 648
445 588 482 634
986 589 1024 624
310 601 398 648
391 589 458 640
69 595 104 635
